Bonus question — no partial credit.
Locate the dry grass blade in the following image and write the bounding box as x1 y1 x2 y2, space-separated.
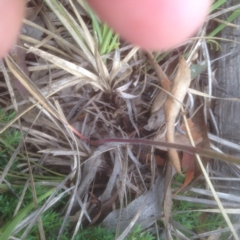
5 55 63 121
71 196 88 240
208 3 240 20
77 145 115 197
102 176 164 234
17 186 73 238
122 46 139 63
214 17 240 28
44 0 97 68
69 0 95 53
22 19 85 58
23 144 46 239
69 0 110 86
94 46 110 87
182 110 239 240
173 195 240 208
13 180 30 217
1 1 239 239
0 60 19 112
25 0 43 21
5 54 87 141
116 201 146 240
12 189 58 234
2 55 47 238
38 149 88 157
188 87 240 102
92 138 240 165
0 142 23 185
101 149 122 202
20 34 71 60
53 100 82 240
207 229 221 240
190 187 240 203
191 225 240 240
25 45 105 90
164 56 191 173
146 51 170 114
146 51 170 92
163 162 173 240
208 133 240 152
0 74 87 139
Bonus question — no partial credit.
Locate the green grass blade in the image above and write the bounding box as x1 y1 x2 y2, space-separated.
101 24 108 39
107 34 119 53
210 0 227 12
208 8 240 37
101 28 114 55
85 2 102 45
0 188 55 240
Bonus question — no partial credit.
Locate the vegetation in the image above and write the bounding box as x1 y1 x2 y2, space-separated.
0 0 240 239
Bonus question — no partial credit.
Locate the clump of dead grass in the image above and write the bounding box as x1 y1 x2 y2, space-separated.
0 0 240 239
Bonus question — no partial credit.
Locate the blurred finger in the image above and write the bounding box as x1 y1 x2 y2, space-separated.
87 0 210 50
0 0 25 58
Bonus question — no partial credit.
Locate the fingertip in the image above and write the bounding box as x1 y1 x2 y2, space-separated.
87 0 210 50
0 0 25 58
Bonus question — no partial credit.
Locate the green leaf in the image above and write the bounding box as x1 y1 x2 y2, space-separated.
190 62 207 79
